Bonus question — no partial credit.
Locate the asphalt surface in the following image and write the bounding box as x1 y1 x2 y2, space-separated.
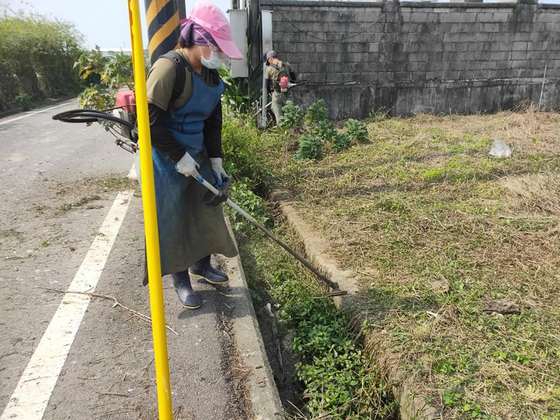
0 101 249 419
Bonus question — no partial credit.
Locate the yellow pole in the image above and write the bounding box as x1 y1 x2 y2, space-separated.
127 1 173 419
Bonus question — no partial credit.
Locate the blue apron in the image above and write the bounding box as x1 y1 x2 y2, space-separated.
153 72 237 275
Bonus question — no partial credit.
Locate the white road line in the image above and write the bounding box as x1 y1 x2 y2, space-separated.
1 190 134 420
0 102 72 127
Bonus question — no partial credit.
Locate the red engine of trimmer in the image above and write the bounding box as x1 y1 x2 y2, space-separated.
113 89 137 140
279 75 289 93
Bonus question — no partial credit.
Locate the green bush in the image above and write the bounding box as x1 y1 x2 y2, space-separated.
344 118 369 143
304 99 328 126
221 118 271 194
14 93 32 111
223 112 396 418
296 133 323 161
75 47 133 110
0 15 83 111
314 120 337 143
241 232 396 419
219 67 253 115
332 132 352 152
101 52 134 90
78 86 115 110
280 100 304 129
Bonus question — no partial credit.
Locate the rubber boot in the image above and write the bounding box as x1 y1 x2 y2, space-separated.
171 271 202 309
189 255 229 286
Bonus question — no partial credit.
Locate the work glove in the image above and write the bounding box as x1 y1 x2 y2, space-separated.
176 152 200 178
210 157 228 187
130 126 139 143
204 176 231 207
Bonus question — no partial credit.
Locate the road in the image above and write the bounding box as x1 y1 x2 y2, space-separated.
0 101 249 419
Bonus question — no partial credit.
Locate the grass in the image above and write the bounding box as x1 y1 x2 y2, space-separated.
223 115 398 417
254 108 560 419
233 221 397 419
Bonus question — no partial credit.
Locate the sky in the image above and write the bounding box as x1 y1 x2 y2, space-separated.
1 0 558 49
0 0 231 50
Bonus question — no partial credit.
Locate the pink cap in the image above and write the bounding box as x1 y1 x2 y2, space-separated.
188 1 243 60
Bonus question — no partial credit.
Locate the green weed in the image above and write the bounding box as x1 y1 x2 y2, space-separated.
235 223 396 419
280 100 304 130
332 132 352 152
345 119 369 144
296 133 323 161
304 99 328 127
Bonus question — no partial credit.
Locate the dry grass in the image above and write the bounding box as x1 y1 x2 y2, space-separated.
263 110 560 419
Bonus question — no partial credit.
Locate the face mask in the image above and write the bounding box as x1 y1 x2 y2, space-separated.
195 30 229 69
201 50 226 69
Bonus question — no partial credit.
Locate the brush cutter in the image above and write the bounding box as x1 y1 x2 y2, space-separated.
53 108 346 295
192 173 344 293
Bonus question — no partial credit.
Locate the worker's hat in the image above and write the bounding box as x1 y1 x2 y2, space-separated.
188 1 243 59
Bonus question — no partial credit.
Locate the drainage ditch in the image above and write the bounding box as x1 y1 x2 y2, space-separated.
231 211 398 419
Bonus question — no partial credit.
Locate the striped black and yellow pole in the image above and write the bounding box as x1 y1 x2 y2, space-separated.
145 0 182 64
127 1 173 419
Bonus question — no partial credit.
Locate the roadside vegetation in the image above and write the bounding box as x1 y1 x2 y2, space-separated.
219 69 560 417
0 10 134 114
75 47 134 110
236 216 397 419
0 13 83 112
226 97 560 418
221 93 397 418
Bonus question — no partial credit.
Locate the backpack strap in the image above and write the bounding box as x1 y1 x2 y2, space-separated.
160 50 193 110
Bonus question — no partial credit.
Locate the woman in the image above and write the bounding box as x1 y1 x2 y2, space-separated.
145 1 242 309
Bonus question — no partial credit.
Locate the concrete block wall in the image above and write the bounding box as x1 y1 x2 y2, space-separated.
258 0 560 118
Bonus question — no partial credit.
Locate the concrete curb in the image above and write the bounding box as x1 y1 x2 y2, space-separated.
272 194 439 420
272 194 358 310
219 221 284 420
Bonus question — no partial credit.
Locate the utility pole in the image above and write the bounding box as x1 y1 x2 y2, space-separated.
177 0 186 19
144 0 181 64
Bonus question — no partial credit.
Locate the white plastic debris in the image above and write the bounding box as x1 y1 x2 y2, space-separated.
489 139 512 158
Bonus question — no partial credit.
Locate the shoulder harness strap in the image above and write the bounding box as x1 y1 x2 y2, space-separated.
160 50 193 109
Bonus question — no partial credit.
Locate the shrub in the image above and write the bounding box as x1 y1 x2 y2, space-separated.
74 46 108 87
221 118 271 194
344 118 369 143
296 133 323 160
101 52 134 90
219 67 252 115
78 86 115 110
314 120 337 143
14 93 32 111
0 15 83 111
280 100 304 129
304 99 328 126
332 132 351 152
75 47 134 110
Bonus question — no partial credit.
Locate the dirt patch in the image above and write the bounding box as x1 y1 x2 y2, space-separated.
53 175 133 197
501 173 560 215
57 195 102 214
0 228 22 239
216 295 253 419
409 108 560 156
31 175 135 217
